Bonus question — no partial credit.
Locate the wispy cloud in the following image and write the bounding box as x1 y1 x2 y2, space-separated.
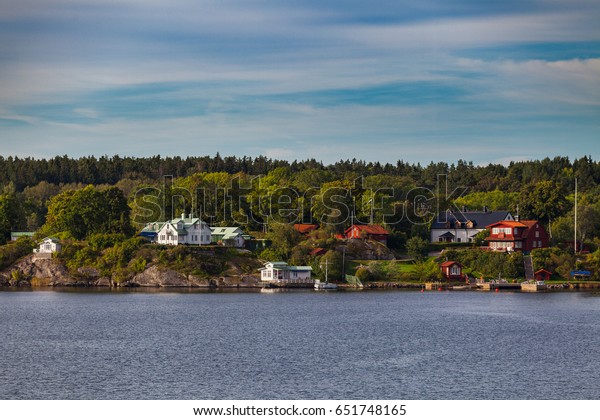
0 0 598 164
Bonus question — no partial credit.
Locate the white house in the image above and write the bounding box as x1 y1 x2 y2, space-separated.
210 227 246 247
156 214 212 246
430 209 514 244
33 237 61 255
259 261 313 284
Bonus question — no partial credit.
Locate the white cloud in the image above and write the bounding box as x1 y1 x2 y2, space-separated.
341 11 600 50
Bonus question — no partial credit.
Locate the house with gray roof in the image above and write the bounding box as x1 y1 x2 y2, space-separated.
156 213 211 246
430 208 514 244
210 227 246 248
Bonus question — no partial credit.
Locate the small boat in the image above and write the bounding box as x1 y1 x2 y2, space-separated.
314 279 338 290
314 258 338 290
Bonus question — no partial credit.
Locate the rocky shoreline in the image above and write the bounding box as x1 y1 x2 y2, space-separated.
0 255 261 289
2 255 599 291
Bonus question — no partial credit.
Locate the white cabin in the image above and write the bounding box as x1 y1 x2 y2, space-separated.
34 237 61 255
259 261 313 284
156 213 212 246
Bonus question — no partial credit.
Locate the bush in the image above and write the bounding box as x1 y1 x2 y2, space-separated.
0 237 35 270
88 233 127 250
406 236 428 261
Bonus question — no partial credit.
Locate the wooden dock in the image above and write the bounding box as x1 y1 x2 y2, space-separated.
477 282 521 291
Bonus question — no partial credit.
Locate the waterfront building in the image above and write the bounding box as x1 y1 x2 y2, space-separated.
259 261 313 284
440 260 464 281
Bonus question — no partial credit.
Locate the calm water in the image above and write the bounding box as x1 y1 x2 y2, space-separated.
1 289 599 400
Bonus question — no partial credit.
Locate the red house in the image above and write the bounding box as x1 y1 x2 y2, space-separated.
534 269 552 281
485 220 549 252
293 224 318 235
440 261 463 281
309 247 327 257
344 224 388 245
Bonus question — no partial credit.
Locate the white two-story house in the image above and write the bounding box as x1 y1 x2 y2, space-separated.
430 208 514 244
156 214 212 246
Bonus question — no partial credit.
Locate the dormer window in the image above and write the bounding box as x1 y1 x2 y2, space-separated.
454 221 461 228
466 221 473 228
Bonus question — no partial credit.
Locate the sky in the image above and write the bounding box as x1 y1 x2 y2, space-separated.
0 0 599 165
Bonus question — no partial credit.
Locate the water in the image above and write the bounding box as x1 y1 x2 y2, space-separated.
1 289 599 400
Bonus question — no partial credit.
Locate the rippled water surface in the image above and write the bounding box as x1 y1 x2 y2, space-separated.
1 289 599 399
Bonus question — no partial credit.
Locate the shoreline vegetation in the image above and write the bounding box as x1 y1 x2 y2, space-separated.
1 154 600 290
1 238 599 292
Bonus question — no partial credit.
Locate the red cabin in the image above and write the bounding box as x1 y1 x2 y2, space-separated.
534 269 552 281
344 224 388 245
440 261 463 281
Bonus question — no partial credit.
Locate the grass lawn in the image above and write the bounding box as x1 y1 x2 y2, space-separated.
347 258 438 275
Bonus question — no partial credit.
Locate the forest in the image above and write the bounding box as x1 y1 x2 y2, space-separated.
1 154 600 282
1 154 599 243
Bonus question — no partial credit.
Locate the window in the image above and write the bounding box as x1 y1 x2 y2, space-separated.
514 228 518 235
439 237 443 242
515 242 522 248
535 231 539 238
160 235 165 240
492 228 499 234
451 266 460 275
457 238 461 243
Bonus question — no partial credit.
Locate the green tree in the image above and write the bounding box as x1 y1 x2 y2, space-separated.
41 185 133 240
265 222 302 259
519 181 569 232
472 229 489 247
0 192 25 244
406 236 429 261
414 259 442 282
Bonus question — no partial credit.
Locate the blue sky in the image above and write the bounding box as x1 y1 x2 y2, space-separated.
0 0 598 165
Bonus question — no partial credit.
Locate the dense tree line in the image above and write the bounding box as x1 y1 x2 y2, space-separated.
1 155 599 253
1 155 599 193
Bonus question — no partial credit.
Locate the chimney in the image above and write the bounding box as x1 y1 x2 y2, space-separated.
483 205 488 212
181 212 186 219
462 205 467 212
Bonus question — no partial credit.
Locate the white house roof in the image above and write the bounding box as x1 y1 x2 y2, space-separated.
156 215 210 235
42 237 60 243
261 262 312 271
